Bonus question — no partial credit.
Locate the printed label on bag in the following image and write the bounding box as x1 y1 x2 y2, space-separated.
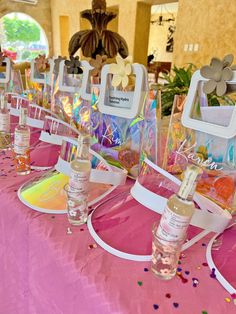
0 113 10 132
156 205 191 241
69 170 90 193
108 91 133 109
14 131 30 154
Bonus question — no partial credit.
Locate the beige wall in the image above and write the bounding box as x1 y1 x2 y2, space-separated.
0 0 53 56
148 13 177 62
133 2 151 65
59 16 70 57
173 0 236 67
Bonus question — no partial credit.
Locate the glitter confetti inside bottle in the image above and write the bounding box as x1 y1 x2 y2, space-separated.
13 108 31 175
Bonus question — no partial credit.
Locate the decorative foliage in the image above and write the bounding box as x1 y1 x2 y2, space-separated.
160 64 195 116
110 56 132 89
65 56 83 75
89 54 107 77
35 54 49 73
3 16 40 43
200 54 236 96
92 0 106 12
68 0 128 59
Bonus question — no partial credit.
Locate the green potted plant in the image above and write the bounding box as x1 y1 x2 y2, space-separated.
159 63 196 116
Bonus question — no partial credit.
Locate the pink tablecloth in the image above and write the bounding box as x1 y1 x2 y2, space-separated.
0 150 235 314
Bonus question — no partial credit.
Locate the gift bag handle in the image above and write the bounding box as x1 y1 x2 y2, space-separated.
30 58 54 86
98 63 149 119
182 69 236 139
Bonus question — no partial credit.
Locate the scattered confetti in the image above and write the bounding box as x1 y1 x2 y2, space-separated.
137 281 143 286
80 228 84 232
153 304 159 310
177 267 182 272
202 311 208 314
51 216 55 219
67 227 72 235
196 266 201 270
165 293 171 298
202 243 206 247
231 293 236 305
225 297 231 303
192 277 199 287
177 273 188 284
178 261 181 265
210 268 216 279
202 262 208 267
144 268 149 272
173 302 179 308
88 244 97 249
185 271 190 275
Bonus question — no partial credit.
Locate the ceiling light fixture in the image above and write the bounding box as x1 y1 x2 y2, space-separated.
151 4 175 26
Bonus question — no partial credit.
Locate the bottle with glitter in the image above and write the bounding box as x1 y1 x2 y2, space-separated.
13 107 31 175
151 165 202 280
66 133 91 225
0 94 11 150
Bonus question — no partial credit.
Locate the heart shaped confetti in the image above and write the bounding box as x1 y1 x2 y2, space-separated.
153 304 159 310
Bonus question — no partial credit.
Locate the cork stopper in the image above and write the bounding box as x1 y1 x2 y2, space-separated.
19 107 28 125
77 133 90 159
0 94 5 110
178 165 203 200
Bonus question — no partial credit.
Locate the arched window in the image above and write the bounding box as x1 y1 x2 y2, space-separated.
0 12 49 63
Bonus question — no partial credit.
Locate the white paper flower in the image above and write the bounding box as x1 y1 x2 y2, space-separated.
160 268 171 275
109 56 132 89
161 256 172 265
68 200 75 207
69 209 77 217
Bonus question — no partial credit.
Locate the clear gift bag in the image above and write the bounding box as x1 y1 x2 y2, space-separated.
163 69 236 214
25 57 54 108
81 59 159 177
25 68 43 104
0 58 23 94
52 59 91 128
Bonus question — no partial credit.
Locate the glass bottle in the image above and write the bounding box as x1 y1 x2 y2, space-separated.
151 165 202 280
13 107 31 175
156 165 202 241
66 133 91 225
0 94 11 150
